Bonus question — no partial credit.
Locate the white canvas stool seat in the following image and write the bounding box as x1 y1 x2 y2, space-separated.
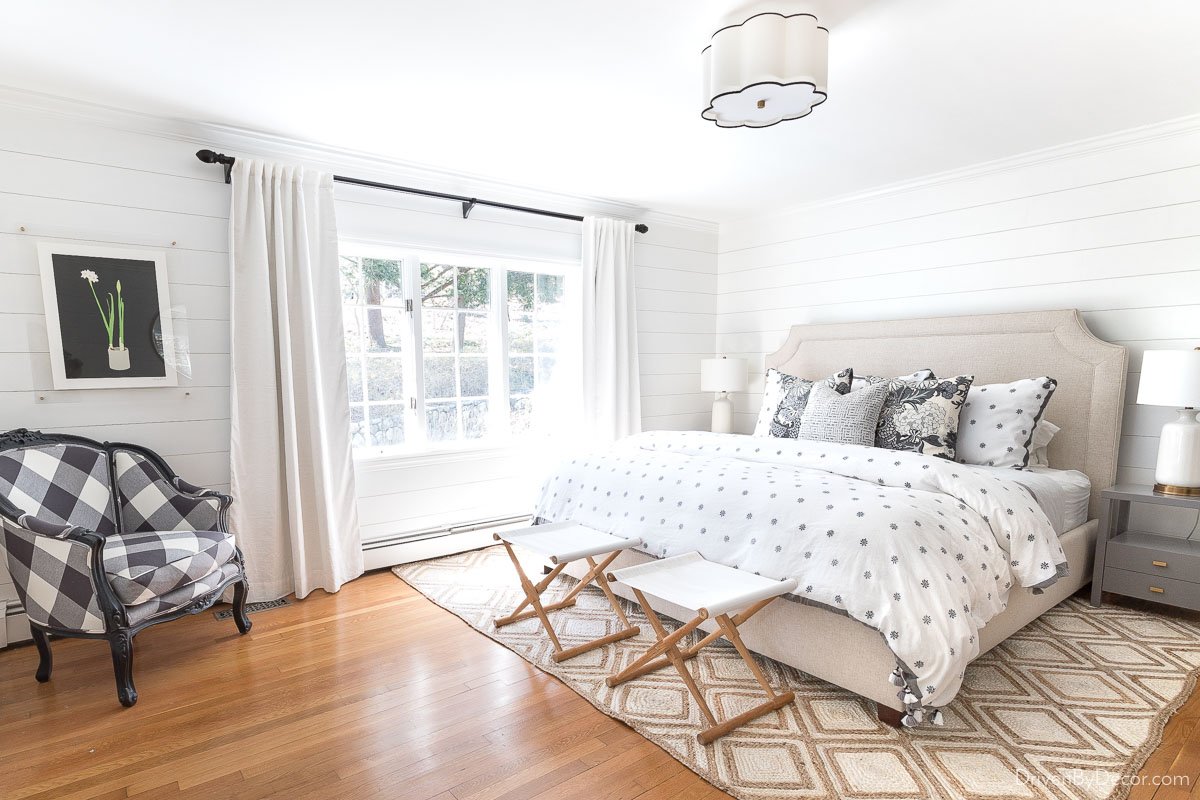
606 552 799 745
493 521 642 662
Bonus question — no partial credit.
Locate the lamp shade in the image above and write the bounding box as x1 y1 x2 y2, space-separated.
701 11 829 129
701 357 748 393
1137 349 1200 407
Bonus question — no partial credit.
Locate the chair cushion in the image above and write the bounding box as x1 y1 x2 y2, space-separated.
124 561 242 626
103 529 236 606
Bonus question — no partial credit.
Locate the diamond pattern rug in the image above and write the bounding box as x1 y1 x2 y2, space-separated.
394 546 1200 800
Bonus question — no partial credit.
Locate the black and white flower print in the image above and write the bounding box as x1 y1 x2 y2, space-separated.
851 369 935 391
753 367 854 438
874 376 973 460
956 377 1058 468
533 430 1066 713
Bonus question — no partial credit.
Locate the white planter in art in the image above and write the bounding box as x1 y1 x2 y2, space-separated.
108 346 130 371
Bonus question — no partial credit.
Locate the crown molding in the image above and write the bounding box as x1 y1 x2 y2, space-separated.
0 84 719 235
723 111 1200 228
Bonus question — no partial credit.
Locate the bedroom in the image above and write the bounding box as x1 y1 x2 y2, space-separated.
1 1 1199 798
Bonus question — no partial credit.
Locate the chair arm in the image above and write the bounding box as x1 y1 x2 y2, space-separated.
1 516 125 633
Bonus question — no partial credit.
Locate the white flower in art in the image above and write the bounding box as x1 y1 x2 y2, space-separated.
893 403 948 436
80 270 99 283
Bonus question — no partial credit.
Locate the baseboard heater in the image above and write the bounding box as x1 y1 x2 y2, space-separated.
362 513 531 551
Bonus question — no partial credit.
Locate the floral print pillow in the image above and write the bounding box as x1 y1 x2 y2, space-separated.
874 375 974 459
753 367 854 438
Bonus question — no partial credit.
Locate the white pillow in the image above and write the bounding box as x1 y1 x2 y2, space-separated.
1029 420 1060 467
956 377 1058 468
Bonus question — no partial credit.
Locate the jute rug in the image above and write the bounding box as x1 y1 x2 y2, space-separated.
394 546 1200 800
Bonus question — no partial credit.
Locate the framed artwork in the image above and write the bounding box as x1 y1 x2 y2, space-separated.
37 242 178 389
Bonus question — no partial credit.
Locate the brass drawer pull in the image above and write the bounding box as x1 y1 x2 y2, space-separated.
1153 560 1168 568
1150 586 1165 594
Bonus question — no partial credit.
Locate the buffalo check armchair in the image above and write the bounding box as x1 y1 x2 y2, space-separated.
0 428 250 707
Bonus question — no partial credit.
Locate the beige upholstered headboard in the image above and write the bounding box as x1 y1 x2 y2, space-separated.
763 309 1127 519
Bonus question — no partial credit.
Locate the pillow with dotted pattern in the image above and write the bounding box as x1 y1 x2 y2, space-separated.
753 367 854 438
956 377 1058 468
797 381 889 447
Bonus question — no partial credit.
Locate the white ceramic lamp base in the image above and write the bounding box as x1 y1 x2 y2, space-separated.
1155 409 1200 496
711 393 734 434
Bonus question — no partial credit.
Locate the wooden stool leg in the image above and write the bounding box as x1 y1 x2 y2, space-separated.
692 613 795 745
498 541 563 652
494 561 570 627
588 556 637 632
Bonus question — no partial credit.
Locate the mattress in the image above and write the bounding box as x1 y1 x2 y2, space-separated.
967 464 1091 535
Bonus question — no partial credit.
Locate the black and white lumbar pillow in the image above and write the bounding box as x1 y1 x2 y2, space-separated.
850 369 935 390
753 367 854 438
956 377 1058 468
798 382 889 446
874 375 974 459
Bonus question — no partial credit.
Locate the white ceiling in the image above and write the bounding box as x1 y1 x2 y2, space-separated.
3 0 1200 222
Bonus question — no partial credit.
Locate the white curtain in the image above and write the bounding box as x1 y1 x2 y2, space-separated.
228 159 363 601
581 217 641 444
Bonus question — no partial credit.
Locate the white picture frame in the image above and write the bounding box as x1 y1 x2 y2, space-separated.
37 242 179 389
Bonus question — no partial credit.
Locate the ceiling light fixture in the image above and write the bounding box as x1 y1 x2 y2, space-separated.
701 10 829 129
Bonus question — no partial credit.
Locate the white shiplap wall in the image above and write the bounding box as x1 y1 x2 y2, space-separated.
717 120 1200 535
0 100 716 634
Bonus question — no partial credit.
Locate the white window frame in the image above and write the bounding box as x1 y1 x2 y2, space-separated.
340 240 579 465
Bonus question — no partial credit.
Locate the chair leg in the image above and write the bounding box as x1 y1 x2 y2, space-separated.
108 631 138 708
232 577 252 635
29 624 51 682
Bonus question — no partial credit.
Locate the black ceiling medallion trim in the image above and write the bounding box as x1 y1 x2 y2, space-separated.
701 81 828 130
701 12 828 54
194 151 649 234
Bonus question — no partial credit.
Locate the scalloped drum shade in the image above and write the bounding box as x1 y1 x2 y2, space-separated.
702 12 829 129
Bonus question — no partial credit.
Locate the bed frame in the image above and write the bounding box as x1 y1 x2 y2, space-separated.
566 308 1127 724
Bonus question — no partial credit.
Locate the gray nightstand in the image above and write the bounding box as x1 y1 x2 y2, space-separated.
1091 485 1200 609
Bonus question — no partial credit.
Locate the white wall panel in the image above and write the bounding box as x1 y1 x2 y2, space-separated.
0 102 718 568
718 124 1200 536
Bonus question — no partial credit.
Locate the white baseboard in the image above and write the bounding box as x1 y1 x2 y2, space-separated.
5 601 29 647
363 518 530 571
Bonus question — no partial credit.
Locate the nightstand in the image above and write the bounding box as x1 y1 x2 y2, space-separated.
1091 485 1200 609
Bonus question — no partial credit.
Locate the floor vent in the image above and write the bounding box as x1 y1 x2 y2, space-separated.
213 597 292 621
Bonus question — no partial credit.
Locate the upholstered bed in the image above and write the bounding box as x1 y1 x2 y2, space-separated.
555 309 1127 723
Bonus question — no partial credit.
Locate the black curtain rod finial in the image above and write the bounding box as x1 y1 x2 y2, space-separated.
634 223 649 234
195 149 235 184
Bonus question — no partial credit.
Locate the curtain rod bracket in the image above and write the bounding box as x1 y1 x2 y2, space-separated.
195 149 234 184
462 199 477 219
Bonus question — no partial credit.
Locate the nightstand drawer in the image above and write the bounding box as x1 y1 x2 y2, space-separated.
1103 567 1200 610
1105 531 1200 582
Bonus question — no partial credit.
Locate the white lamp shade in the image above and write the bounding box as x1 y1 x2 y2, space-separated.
1137 350 1200 407
702 12 829 129
701 357 748 393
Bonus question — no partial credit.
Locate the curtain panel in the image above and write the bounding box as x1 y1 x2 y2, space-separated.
228 158 363 601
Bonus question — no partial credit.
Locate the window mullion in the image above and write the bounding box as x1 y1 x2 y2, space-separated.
491 267 510 441
406 254 427 448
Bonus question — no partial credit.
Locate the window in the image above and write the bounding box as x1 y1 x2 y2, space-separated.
340 247 577 457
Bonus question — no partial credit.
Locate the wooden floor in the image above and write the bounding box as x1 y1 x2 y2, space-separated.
3 572 1200 800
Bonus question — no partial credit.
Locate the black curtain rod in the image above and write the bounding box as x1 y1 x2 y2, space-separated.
196 150 649 234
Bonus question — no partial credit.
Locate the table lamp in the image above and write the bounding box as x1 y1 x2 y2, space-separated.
1137 348 1200 496
700 356 747 434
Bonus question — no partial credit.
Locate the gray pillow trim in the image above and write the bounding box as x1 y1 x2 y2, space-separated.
1016 378 1058 469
